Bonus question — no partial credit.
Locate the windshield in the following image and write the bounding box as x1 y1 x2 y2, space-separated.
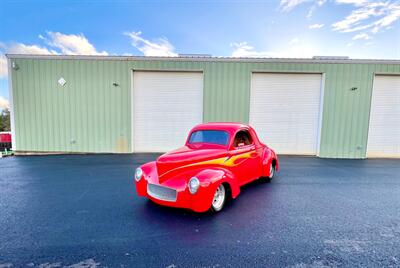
188 130 229 146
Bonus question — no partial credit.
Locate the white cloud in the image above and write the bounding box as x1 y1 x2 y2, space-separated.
0 31 107 78
280 0 311 11
280 0 326 12
2 32 106 56
332 1 400 34
42 32 108 55
125 31 178 57
289 37 300 45
335 0 368 6
0 54 7 78
231 42 278 58
6 43 57 55
231 42 315 58
0 96 9 110
307 6 316 18
309 23 325 29
352 33 371 40
371 3 400 32
282 0 399 37
306 0 326 18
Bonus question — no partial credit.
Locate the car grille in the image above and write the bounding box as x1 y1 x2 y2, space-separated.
147 183 177 202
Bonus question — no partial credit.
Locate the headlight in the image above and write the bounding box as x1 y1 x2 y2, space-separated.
188 177 200 194
135 167 143 182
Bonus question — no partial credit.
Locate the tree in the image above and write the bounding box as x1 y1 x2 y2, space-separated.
0 108 11 132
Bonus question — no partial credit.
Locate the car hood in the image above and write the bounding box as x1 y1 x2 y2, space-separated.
156 146 228 180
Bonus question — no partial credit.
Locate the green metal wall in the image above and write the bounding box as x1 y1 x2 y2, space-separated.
8 57 400 158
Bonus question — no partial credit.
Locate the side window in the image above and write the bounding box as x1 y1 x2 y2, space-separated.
233 130 253 148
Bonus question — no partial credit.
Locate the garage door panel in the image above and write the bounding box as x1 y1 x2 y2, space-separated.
250 73 322 155
367 75 400 157
133 71 203 152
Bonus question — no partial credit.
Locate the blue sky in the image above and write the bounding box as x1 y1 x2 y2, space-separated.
1 0 399 110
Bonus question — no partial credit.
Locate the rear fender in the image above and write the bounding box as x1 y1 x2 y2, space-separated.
261 148 279 177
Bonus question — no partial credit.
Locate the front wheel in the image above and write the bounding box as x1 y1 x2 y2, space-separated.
210 184 226 212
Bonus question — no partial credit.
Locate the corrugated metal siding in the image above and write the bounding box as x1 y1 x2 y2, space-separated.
9 57 400 158
11 59 132 153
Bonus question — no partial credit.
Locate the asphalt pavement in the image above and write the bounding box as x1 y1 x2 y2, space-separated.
1 154 400 267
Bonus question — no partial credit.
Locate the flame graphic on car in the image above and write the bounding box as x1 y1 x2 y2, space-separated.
159 151 257 179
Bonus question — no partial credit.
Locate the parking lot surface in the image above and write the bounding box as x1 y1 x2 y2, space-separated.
1 154 400 267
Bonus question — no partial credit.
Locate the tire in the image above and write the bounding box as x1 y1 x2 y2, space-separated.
210 184 226 212
265 164 275 183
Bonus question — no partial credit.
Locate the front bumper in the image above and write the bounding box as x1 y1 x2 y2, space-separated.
135 177 214 213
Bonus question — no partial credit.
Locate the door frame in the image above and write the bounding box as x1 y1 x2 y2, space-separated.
130 69 204 153
249 71 326 156
366 73 400 158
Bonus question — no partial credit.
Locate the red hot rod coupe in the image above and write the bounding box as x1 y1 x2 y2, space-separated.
134 123 279 213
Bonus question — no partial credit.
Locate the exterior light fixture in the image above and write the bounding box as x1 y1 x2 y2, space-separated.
12 62 19 70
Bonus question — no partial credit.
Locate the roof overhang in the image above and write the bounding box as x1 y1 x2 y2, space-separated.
5 54 400 65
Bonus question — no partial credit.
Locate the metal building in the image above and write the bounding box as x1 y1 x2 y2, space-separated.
6 54 400 158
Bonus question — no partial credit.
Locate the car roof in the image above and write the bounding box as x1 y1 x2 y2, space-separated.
191 122 250 133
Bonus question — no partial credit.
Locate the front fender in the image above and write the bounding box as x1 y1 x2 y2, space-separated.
135 161 157 197
190 168 241 211
196 168 240 197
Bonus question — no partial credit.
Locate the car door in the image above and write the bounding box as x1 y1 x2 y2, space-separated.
229 129 262 186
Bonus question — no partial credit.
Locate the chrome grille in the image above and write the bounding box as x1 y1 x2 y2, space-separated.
147 183 177 202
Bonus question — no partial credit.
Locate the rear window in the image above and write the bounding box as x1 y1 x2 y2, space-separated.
188 130 229 146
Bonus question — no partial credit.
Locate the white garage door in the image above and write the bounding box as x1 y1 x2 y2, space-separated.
250 73 323 155
132 71 203 152
367 75 400 157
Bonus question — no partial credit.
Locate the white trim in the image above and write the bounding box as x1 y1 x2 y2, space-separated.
316 73 326 156
253 70 324 74
365 74 376 158
248 71 253 125
200 72 205 123
6 54 400 65
7 58 16 150
373 72 400 76
130 69 134 153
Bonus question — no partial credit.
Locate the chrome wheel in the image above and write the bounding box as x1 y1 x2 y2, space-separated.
269 164 275 179
211 184 226 212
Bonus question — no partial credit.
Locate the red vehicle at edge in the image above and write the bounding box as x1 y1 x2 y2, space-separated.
134 122 279 213
0 132 12 152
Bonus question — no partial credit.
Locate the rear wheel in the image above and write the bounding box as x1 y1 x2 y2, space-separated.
269 164 275 179
210 184 226 212
264 163 275 183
